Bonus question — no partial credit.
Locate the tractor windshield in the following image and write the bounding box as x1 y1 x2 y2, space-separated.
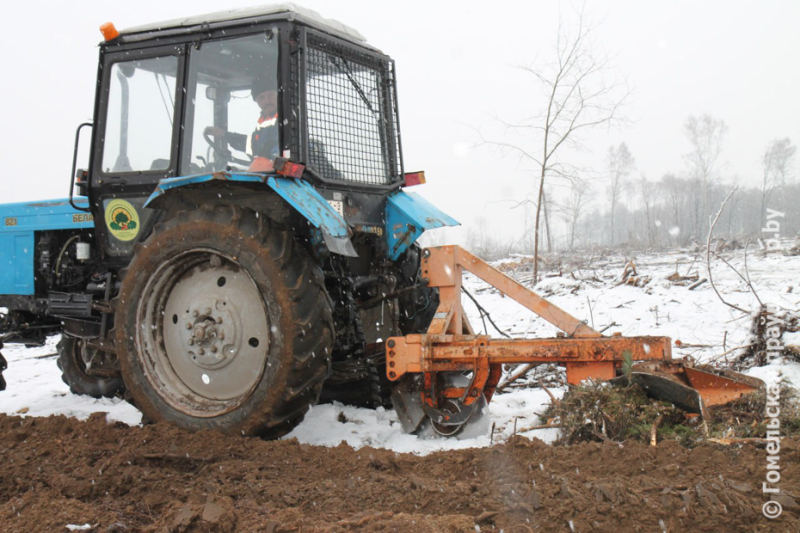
181 33 280 174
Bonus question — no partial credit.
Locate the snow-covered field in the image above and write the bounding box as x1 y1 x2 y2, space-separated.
1 247 798 455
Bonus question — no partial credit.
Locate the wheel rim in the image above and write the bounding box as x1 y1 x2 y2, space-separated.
136 249 270 417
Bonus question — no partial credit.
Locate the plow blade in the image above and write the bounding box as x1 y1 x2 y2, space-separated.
387 246 765 437
610 360 765 416
391 376 427 433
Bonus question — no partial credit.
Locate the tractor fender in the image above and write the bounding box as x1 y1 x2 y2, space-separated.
144 172 356 256
385 190 459 261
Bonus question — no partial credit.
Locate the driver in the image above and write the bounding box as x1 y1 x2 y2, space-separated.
204 74 279 171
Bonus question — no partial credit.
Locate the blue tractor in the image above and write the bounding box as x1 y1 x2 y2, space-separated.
0 5 457 437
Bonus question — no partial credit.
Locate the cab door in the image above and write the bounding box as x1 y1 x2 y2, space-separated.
89 45 186 262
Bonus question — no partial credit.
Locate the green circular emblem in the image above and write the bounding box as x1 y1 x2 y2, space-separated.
105 199 140 241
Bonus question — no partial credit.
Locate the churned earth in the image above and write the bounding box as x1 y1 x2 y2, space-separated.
1 413 798 532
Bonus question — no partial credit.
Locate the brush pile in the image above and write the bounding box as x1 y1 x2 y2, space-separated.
545 380 800 446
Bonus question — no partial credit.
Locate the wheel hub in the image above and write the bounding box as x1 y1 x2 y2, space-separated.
139 250 271 415
183 304 237 368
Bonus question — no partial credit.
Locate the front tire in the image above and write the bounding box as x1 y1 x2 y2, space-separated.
57 335 124 398
114 206 333 438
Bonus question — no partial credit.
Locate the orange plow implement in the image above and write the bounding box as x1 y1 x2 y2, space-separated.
386 246 764 435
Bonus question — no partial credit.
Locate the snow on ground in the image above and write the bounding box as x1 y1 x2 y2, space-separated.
0 248 797 455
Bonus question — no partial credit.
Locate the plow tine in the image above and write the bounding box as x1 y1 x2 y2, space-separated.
391 377 427 434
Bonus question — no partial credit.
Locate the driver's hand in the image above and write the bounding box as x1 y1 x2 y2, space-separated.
204 126 226 138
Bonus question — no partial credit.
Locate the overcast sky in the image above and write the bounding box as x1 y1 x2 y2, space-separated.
2 1 798 242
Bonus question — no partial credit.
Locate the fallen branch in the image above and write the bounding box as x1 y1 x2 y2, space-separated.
705 343 755 364
518 423 561 433
674 341 714 348
688 278 707 291
538 379 559 406
709 250 763 305
497 364 534 392
598 321 619 333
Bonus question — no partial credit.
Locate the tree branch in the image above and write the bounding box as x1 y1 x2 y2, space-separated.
706 188 749 314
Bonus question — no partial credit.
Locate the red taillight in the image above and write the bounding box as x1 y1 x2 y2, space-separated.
274 157 305 179
404 171 426 187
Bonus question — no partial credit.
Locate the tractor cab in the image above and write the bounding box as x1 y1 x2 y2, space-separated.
87 5 424 263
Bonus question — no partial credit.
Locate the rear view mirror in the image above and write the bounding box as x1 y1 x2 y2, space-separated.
205 87 231 102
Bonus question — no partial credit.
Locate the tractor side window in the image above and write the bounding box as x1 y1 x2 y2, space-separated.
102 56 178 174
181 34 280 175
305 34 402 185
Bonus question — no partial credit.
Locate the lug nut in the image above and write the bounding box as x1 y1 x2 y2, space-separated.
210 346 218 353
188 339 194 346
216 317 223 324
186 323 192 330
198 348 205 355
192 310 199 317
205 307 212 315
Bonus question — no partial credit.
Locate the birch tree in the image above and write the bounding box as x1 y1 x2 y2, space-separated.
683 115 727 238
606 142 635 245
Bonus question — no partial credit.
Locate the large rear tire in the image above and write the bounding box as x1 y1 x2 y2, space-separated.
114 206 333 438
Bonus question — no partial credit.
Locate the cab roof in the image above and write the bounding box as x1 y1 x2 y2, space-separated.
118 3 376 50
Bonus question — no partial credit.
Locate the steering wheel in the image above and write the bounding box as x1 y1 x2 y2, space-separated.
203 131 252 168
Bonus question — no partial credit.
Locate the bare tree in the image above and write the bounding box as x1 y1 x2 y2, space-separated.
659 173 684 245
559 179 592 249
484 4 629 280
760 137 796 227
638 174 656 247
606 142 635 245
683 114 727 238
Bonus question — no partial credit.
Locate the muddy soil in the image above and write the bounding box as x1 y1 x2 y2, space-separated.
1 413 798 532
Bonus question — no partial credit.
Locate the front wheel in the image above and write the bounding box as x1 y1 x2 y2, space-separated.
115 206 333 438
57 335 124 398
